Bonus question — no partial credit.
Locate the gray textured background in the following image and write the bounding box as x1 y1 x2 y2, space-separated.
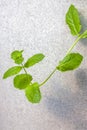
0 0 87 130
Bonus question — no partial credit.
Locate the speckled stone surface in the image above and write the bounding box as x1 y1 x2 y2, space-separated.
0 0 87 130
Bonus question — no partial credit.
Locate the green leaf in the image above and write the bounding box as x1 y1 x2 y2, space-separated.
24 53 45 68
11 50 24 64
66 4 81 35
14 74 32 89
25 82 41 103
57 53 83 72
15 57 24 64
11 50 23 60
81 30 87 38
3 66 22 79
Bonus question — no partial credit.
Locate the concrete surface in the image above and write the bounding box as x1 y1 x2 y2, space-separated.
0 0 87 130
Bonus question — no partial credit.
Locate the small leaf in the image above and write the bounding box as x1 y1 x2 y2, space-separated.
3 66 22 79
25 82 41 103
15 57 24 64
66 4 81 35
24 53 45 68
81 30 87 38
11 50 24 64
11 50 23 60
57 53 83 72
14 74 32 89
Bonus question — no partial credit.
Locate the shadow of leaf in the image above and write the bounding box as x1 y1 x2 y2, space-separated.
75 69 87 95
80 13 87 46
44 74 87 130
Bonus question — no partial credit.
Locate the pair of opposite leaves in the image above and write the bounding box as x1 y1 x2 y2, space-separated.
3 5 87 103
3 50 44 103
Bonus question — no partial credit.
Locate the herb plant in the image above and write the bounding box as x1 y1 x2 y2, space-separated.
3 5 87 103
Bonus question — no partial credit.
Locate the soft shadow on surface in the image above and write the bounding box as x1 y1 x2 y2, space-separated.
44 73 87 130
80 13 87 32
80 13 87 46
44 83 87 130
75 69 87 94
75 69 87 130
44 89 75 119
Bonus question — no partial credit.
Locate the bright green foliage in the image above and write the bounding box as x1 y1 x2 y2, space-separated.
66 4 81 35
24 53 45 68
3 66 22 79
81 30 87 38
3 50 45 103
11 50 24 64
57 53 83 72
3 5 87 104
14 74 32 89
25 82 41 103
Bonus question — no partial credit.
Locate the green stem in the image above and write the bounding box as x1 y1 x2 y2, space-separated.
21 63 32 85
39 35 82 87
66 35 82 55
39 68 57 87
21 63 27 74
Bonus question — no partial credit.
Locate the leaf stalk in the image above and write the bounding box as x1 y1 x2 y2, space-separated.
39 68 57 87
66 35 82 55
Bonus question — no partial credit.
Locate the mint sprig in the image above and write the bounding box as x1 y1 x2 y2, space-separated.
3 4 87 103
3 50 44 103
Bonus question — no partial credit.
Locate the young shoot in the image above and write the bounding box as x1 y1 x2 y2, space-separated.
3 5 87 103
